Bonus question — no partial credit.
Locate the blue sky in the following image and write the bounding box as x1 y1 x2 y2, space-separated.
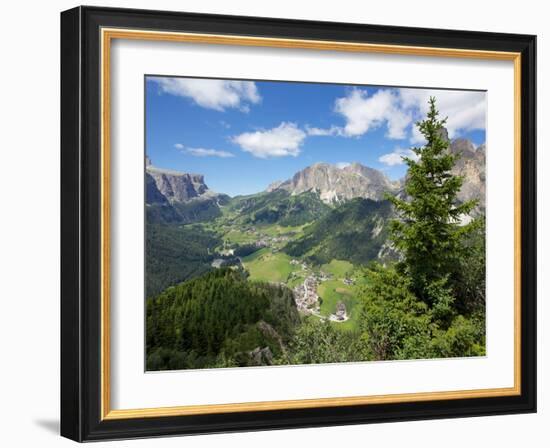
145 76 486 197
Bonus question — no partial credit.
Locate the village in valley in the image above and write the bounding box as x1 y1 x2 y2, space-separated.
289 260 351 322
207 221 357 326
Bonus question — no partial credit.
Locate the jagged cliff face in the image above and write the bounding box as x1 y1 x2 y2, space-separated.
146 165 212 204
146 172 169 205
145 161 229 225
394 132 486 213
450 139 486 211
270 162 399 204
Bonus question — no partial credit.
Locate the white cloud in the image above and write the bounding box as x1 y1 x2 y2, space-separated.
378 147 419 166
176 144 235 158
231 122 306 159
151 77 261 111
398 89 486 140
334 89 412 139
332 87 486 143
335 162 351 169
305 125 343 137
409 125 427 145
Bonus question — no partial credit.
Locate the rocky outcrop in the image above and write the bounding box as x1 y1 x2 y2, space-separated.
248 347 274 366
146 172 168 205
145 159 229 224
266 180 284 192
270 162 399 204
450 139 486 211
146 165 210 204
394 133 486 214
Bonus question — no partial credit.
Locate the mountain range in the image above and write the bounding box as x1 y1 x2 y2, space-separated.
146 135 485 218
449 139 486 211
267 162 400 204
146 157 229 224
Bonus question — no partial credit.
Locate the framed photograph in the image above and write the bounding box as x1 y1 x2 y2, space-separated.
60 6 536 442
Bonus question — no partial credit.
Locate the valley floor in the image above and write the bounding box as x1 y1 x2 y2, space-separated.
200 208 365 332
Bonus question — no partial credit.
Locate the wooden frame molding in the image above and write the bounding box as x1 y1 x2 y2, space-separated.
61 7 536 441
100 27 522 421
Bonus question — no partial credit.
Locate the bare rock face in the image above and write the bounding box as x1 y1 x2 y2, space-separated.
395 132 486 214
450 139 486 211
438 127 450 143
248 347 274 366
266 180 284 192
272 162 399 204
146 164 211 204
145 172 168 205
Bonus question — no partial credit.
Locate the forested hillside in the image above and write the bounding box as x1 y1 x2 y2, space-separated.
283 198 393 265
146 224 221 297
146 269 300 370
229 190 331 227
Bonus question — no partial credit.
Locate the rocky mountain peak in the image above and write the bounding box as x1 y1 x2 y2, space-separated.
437 127 450 143
266 180 284 192
449 139 486 211
450 138 476 156
343 161 368 172
146 161 213 204
270 162 398 204
389 133 486 213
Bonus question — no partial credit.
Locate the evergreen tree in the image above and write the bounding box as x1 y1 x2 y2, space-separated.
387 97 478 312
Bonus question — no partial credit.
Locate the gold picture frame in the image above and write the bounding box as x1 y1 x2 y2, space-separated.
61 6 536 441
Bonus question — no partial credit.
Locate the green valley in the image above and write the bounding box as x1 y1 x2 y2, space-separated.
146 193 378 332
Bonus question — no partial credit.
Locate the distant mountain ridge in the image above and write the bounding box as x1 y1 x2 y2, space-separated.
449 138 485 211
267 162 399 204
145 131 485 224
146 158 218 204
145 159 229 224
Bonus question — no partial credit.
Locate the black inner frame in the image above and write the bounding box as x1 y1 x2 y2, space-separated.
61 6 536 442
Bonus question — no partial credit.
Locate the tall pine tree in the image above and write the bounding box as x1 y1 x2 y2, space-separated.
388 97 478 314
